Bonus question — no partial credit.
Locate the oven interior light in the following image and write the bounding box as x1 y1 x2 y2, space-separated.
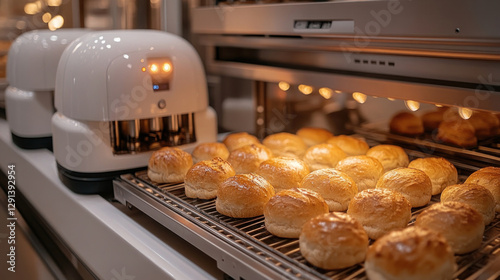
319 87 333 99
150 63 159 73
405 100 420 111
435 104 443 107
334 90 343 94
387 97 395 101
278 81 290 91
352 92 367 104
298 84 313 95
162 62 172 72
458 107 473 119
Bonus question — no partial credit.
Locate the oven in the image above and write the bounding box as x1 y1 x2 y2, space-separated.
112 1 500 279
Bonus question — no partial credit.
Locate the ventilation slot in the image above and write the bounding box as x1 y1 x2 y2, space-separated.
353 58 395 67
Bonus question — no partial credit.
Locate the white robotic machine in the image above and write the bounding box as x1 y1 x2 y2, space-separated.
5 29 90 150
52 30 217 193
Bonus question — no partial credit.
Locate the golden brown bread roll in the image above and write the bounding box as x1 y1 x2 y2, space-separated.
421 109 445 132
440 183 495 225
366 144 409 173
256 157 310 193
223 132 260 152
389 111 424 136
302 143 346 171
296 127 333 147
364 227 456 280
465 166 500 213
376 167 432 208
301 168 357 211
191 142 230 163
148 147 193 183
437 119 477 148
467 110 500 139
227 143 273 174
347 189 411 240
326 135 369 156
408 157 458 195
299 212 369 270
336 155 384 191
184 157 235 199
262 132 307 158
415 201 484 254
216 174 275 218
264 188 328 238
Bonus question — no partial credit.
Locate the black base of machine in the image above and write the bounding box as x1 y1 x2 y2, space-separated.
56 163 145 195
12 133 53 151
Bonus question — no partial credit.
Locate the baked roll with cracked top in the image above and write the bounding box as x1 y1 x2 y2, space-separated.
223 132 260 152
256 157 310 193
465 166 500 213
264 188 328 238
347 188 411 240
227 143 273 174
336 155 384 191
299 212 369 270
262 132 307 158
191 142 230 163
364 227 456 280
216 173 275 218
376 167 432 208
148 147 193 183
441 183 495 225
326 135 370 156
408 157 458 195
302 143 346 172
366 144 409 173
296 127 333 147
415 201 484 254
389 111 424 136
301 168 357 212
184 157 235 199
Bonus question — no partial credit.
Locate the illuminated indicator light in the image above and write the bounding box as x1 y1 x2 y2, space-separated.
141 67 146 72
278 81 290 91
458 107 473 120
47 0 62 6
405 100 420 111
24 3 40 14
298 84 313 95
48 15 64 30
319 87 333 99
150 64 159 73
352 92 367 104
42 13 52 23
387 98 395 101
162 63 172 72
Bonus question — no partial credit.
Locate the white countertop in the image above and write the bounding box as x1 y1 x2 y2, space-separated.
0 118 223 279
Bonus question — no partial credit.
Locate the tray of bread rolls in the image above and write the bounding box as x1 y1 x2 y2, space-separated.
355 107 500 169
113 129 500 280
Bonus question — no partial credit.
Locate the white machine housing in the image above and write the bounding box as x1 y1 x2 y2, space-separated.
52 29 217 193
5 29 90 149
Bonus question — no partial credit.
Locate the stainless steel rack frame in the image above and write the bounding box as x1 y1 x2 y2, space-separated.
113 167 500 280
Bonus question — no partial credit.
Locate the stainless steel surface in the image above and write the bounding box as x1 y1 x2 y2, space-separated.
114 152 500 279
190 0 500 112
111 113 197 154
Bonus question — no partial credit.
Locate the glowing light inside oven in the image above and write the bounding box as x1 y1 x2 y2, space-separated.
298 84 313 95
319 87 333 99
458 107 473 119
352 92 367 103
278 81 290 91
405 100 420 111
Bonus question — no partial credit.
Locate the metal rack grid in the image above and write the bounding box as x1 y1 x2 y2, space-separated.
113 167 500 280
